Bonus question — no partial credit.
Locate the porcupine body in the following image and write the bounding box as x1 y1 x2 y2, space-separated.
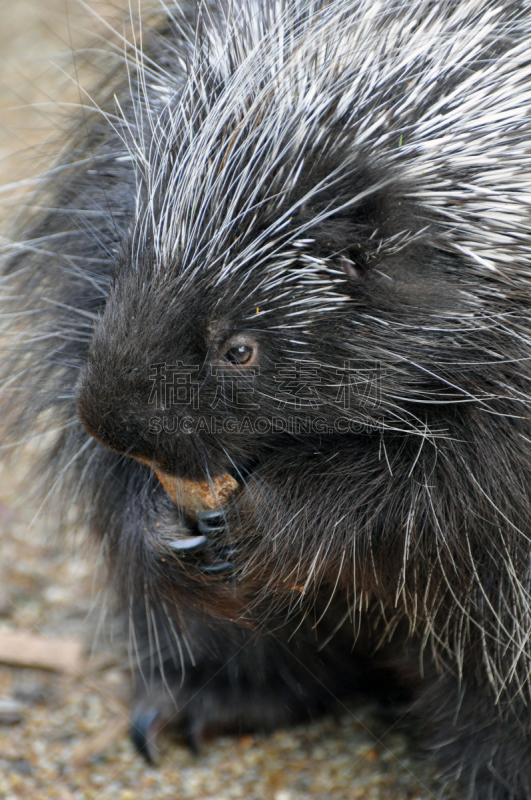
3 0 531 797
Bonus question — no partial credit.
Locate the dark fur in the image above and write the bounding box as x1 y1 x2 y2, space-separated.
3 2 531 797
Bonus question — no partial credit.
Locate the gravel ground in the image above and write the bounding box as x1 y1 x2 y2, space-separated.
0 3 441 799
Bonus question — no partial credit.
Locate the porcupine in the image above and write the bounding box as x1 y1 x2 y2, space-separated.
3 0 531 796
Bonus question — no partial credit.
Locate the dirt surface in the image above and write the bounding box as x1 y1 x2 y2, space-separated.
0 3 441 798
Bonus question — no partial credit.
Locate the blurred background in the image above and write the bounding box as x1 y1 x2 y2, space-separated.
0 2 436 798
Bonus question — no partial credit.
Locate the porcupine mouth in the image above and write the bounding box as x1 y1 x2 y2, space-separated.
149 458 258 518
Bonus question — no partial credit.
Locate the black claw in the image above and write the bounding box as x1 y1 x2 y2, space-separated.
197 520 225 534
169 534 208 553
197 509 224 523
199 561 235 574
187 722 205 754
130 707 162 764
196 510 226 534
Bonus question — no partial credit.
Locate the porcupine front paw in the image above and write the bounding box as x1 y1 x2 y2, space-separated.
168 510 237 576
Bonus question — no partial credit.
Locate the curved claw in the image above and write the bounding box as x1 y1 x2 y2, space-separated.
169 534 208 553
199 561 234 574
130 707 162 764
197 509 226 534
197 509 225 524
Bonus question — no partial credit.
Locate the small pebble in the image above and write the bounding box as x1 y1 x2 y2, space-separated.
0 698 25 725
11 759 33 776
14 679 51 706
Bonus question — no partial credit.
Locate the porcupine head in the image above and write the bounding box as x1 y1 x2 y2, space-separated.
75 0 530 633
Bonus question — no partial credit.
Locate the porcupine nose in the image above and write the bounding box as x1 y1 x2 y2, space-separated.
76 355 154 460
75 291 167 462
75 270 181 463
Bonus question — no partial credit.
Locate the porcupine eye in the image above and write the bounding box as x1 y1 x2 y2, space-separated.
219 336 258 366
224 345 254 365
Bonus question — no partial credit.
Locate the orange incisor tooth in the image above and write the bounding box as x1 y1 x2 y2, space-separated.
155 471 239 519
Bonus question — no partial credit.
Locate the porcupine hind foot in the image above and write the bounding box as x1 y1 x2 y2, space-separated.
128 606 396 763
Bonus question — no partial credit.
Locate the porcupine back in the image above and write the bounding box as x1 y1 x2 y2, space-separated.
3 2 531 796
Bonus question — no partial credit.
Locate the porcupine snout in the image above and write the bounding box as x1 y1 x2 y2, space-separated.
75 268 208 476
